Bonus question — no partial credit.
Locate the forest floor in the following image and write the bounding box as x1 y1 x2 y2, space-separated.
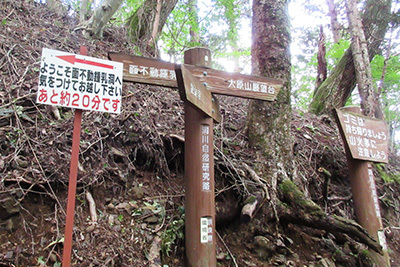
1 1 400 266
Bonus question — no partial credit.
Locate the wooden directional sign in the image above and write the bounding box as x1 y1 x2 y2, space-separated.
175 64 220 122
335 108 389 163
108 52 283 101
108 52 177 88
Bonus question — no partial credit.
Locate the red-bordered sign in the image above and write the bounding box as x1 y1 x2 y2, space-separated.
38 48 123 114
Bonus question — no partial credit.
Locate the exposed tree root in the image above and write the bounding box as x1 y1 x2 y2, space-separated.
278 179 382 254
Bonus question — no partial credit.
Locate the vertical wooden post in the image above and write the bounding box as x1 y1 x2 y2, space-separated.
62 46 86 267
336 106 390 266
184 48 216 267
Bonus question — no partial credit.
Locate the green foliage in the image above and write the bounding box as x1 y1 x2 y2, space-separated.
325 39 351 70
161 211 185 258
376 163 400 184
370 54 400 150
159 0 250 70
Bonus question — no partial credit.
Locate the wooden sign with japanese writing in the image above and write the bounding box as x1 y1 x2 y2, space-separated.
38 48 123 113
108 52 283 101
335 108 389 163
175 64 220 122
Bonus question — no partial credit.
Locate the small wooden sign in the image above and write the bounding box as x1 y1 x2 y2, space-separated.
108 52 283 101
335 108 389 163
176 64 220 122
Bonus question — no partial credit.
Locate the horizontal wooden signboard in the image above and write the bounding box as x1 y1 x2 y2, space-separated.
176 64 221 122
335 108 389 163
108 52 283 101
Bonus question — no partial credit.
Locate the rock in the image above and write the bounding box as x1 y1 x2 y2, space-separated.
144 215 159 224
254 235 275 259
5 216 19 232
316 258 336 267
115 202 132 212
86 225 96 232
131 186 144 199
0 197 20 220
112 225 121 232
5 251 13 260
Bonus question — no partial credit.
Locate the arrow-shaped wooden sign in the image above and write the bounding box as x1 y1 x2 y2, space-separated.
175 64 220 123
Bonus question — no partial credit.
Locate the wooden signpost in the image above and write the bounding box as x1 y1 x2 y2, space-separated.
334 107 390 266
109 48 282 267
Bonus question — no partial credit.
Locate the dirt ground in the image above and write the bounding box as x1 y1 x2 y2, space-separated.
1 1 400 266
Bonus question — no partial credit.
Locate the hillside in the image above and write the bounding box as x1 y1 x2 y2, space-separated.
1 1 400 266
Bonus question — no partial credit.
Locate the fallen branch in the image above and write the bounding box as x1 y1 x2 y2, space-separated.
85 191 97 224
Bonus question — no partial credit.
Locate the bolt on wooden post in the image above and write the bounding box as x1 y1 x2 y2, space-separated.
183 48 216 267
334 106 390 266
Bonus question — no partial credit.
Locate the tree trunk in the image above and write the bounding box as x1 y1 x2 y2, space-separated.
309 0 391 116
248 0 292 212
316 26 327 89
82 0 123 38
80 0 89 23
346 0 382 118
188 0 200 45
326 0 341 43
127 0 178 57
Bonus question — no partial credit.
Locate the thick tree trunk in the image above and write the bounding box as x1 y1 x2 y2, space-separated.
127 0 178 57
248 0 292 174
346 0 382 118
247 0 292 223
81 0 123 38
309 0 391 116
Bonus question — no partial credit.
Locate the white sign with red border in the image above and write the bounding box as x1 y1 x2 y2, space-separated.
37 48 123 114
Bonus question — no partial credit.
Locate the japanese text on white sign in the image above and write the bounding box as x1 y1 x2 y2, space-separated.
201 124 211 192
37 48 123 114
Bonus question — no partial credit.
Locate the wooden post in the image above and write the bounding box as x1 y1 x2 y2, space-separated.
62 46 86 267
184 48 216 267
336 106 390 266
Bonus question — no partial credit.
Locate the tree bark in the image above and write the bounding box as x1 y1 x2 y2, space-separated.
248 0 292 173
247 0 292 226
309 0 391 116
326 0 341 43
346 0 381 118
80 0 89 23
81 0 123 38
127 0 178 57
316 26 327 89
